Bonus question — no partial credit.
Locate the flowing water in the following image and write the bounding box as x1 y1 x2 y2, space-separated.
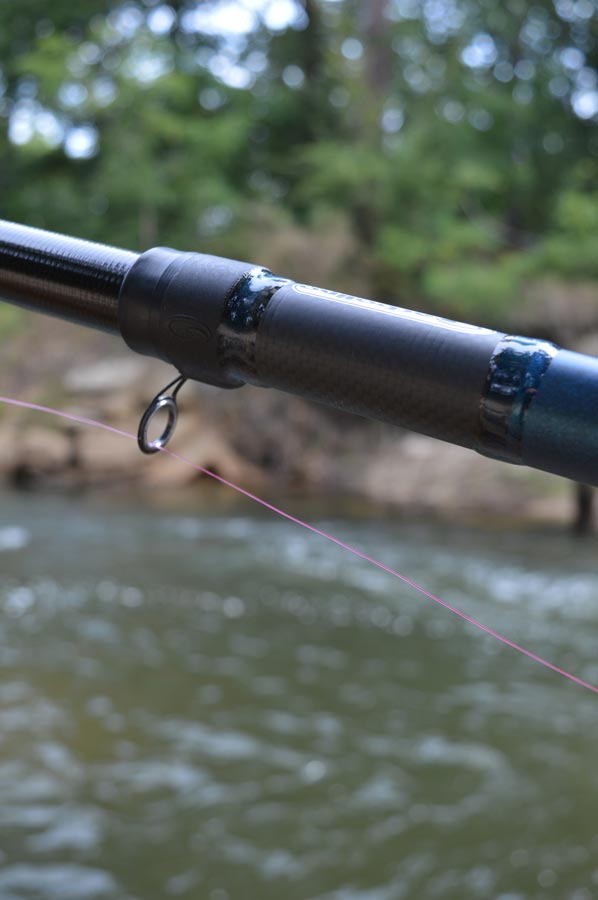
0 487 597 900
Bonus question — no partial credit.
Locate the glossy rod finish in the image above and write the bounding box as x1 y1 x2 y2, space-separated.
0 219 136 333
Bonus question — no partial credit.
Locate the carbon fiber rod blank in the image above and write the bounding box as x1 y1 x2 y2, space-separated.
0 220 136 332
1 218 597 486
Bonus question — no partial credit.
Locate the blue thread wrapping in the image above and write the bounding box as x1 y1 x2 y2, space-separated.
219 269 290 380
479 335 558 463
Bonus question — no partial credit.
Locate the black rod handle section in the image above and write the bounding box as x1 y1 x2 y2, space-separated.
0 219 137 333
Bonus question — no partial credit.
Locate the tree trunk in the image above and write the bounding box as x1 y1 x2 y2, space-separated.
573 483 594 536
363 0 394 96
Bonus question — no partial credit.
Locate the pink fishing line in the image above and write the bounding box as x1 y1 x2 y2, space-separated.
1 393 597 696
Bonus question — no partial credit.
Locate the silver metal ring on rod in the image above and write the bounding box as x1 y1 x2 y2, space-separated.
137 394 178 454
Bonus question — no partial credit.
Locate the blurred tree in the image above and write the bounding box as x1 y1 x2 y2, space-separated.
0 0 596 324
287 0 598 314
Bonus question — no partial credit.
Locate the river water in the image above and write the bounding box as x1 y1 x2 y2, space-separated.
0 488 597 900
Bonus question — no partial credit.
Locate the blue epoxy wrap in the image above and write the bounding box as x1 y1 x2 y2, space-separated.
220 269 290 377
480 337 598 485
478 336 558 463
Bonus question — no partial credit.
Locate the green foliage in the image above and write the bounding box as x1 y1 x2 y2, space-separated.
0 306 26 340
532 234 598 280
0 0 596 328
553 192 598 237
423 256 527 321
376 225 431 278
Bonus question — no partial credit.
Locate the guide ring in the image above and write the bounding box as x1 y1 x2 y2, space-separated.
138 374 187 454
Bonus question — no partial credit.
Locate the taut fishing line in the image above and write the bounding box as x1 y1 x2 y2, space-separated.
1 393 596 696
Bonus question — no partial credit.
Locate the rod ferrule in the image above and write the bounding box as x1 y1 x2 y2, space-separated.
118 247 258 388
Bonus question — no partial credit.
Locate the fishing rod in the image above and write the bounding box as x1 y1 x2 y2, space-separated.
0 218 596 485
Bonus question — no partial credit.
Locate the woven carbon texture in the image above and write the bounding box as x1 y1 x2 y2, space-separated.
253 283 503 449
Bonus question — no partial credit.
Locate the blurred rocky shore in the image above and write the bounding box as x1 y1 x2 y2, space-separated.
0 318 589 529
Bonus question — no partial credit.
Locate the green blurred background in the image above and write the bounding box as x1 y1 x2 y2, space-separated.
1 0 597 315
